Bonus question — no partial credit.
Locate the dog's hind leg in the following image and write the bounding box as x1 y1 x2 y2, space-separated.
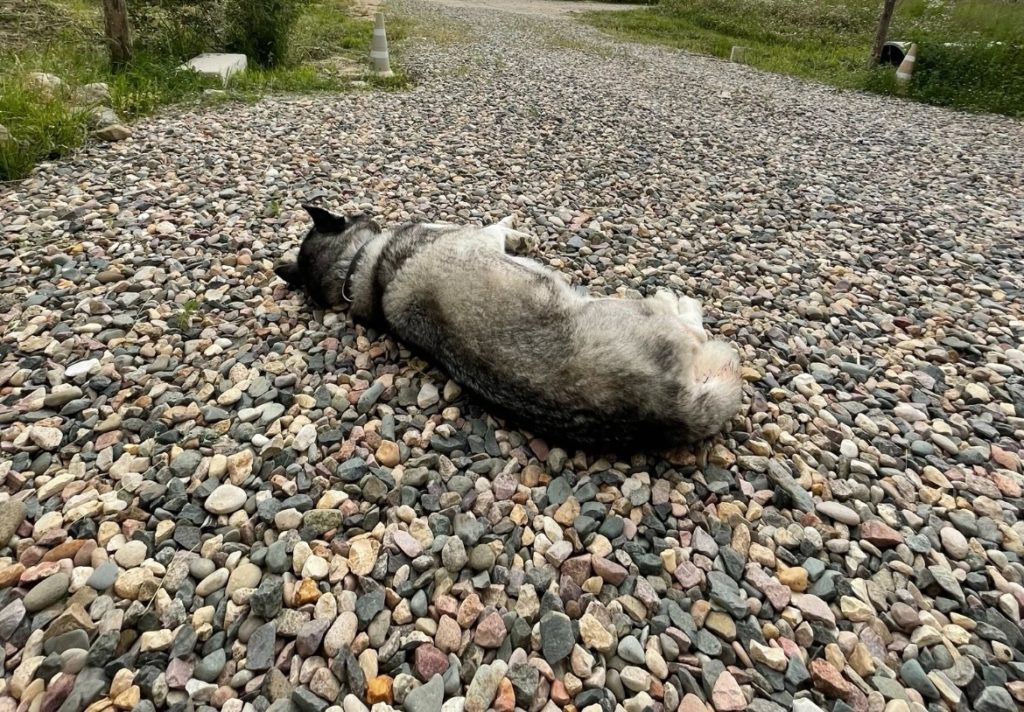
479 216 538 255
648 291 708 341
677 296 708 342
649 289 681 316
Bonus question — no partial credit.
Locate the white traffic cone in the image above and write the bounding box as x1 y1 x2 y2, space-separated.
895 43 918 85
370 12 394 78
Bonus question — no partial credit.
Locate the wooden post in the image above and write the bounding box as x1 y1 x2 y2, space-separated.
102 0 133 71
870 0 898 66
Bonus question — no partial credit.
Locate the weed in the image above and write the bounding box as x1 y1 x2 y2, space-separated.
231 66 343 94
290 1 378 63
0 74 91 180
367 72 413 90
107 54 221 119
174 298 201 330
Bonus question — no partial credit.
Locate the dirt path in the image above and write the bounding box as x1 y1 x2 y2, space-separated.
421 0 646 17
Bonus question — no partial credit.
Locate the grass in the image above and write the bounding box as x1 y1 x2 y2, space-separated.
0 0 409 181
581 0 1024 117
0 76 90 179
292 1 393 62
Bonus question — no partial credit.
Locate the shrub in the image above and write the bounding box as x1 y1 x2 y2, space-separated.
225 0 311 68
128 0 229 60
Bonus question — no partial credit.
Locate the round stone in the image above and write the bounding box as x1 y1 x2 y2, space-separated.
113 540 148 568
205 484 247 514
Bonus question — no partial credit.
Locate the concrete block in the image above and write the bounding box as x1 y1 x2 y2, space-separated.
179 54 248 85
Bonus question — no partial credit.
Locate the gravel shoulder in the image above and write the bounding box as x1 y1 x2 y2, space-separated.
1 2 1024 712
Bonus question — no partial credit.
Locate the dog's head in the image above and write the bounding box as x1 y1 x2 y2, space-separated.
274 204 379 307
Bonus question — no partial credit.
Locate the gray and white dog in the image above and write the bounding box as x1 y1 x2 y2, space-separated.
274 205 743 450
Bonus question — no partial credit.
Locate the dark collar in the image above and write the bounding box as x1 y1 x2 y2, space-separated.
341 238 374 304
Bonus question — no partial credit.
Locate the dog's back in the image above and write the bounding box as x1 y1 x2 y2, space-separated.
379 233 740 448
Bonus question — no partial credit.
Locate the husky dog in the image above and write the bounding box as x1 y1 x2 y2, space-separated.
274 205 743 450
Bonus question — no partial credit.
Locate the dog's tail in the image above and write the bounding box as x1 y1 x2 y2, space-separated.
683 340 744 441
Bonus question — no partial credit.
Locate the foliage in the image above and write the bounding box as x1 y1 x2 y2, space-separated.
127 0 229 59
0 0 397 181
0 74 89 180
224 0 311 68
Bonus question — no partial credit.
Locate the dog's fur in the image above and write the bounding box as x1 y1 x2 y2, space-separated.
274 205 743 450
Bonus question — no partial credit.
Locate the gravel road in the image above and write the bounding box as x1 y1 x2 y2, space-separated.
1 1 1023 711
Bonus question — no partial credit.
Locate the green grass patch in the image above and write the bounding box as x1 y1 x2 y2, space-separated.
1 0 407 181
0 74 90 180
291 2 380 62
0 43 224 179
581 0 1024 117
107 55 223 119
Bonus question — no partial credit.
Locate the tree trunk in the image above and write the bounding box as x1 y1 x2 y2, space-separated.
102 0 133 71
870 0 898 66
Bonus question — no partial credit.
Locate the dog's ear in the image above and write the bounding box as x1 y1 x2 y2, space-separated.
274 262 303 288
302 204 348 234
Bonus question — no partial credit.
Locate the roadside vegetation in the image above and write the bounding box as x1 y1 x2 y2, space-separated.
0 0 409 181
581 0 1024 117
